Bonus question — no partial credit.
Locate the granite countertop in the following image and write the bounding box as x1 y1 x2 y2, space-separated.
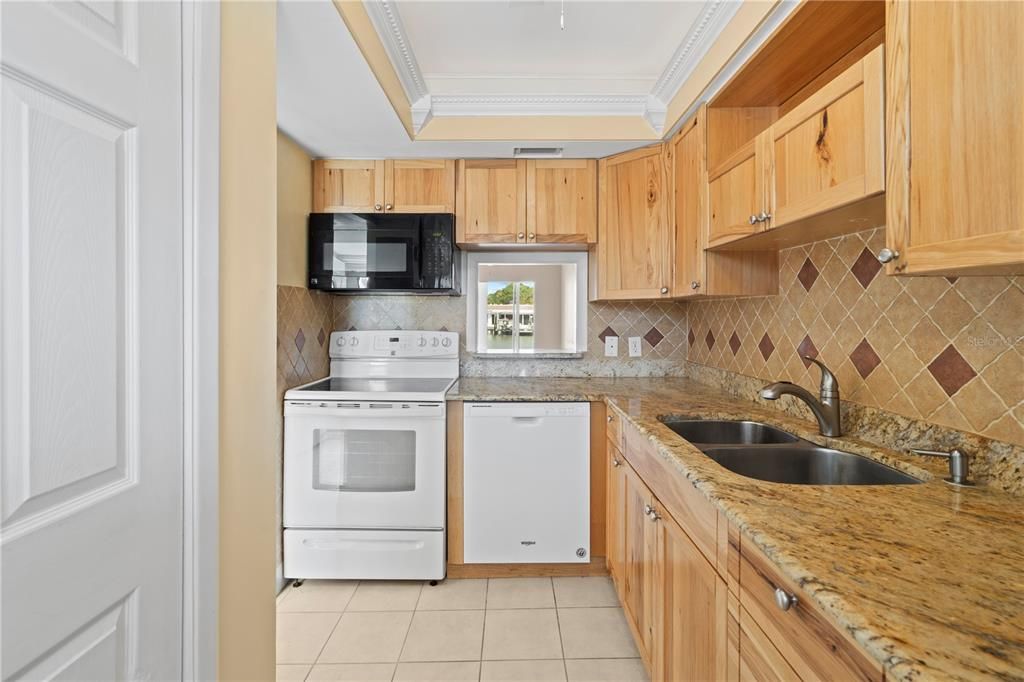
448 377 1024 681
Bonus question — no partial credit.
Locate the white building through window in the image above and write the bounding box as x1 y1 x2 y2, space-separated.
466 252 588 356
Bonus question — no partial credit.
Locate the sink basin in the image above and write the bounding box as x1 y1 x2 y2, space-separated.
702 446 922 485
659 418 800 445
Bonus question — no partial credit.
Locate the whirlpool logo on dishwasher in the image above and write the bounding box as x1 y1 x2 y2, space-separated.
520 540 537 546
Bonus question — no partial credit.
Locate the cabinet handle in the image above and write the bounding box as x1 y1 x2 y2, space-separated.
643 504 654 516
690 281 700 290
385 203 393 211
607 415 613 423
660 287 669 294
528 233 535 240
757 211 772 223
518 232 525 240
611 458 621 468
877 248 900 264
374 203 383 211
774 588 798 612
749 214 759 225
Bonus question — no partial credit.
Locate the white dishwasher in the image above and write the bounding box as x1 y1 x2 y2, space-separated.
463 402 590 563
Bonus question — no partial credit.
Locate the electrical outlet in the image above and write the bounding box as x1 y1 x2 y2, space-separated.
604 336 619 357
628 337 642 357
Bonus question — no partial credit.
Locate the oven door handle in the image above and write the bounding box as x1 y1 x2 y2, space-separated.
284 402 445 419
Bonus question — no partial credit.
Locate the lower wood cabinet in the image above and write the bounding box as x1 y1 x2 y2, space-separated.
738 607 799 682
621 462 658 663
606 440 626 587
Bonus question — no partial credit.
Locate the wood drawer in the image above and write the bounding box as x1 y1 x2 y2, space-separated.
606 405 624 452
739 538 881 682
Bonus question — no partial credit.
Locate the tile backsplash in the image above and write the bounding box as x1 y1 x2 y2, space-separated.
687 227 1024 447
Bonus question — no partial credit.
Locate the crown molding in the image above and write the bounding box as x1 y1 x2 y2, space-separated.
650 0 741 103
362 0 428 103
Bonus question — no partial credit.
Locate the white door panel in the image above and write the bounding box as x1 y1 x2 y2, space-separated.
1 1 185 679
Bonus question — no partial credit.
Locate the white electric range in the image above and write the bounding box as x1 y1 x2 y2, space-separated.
283 330 458 581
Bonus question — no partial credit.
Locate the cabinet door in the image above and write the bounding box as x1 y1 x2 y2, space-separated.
671 108 708 297
708 142 764 248
313 159 385 212
597 145 673 299
606 441 626 590
738 608 800 682
621 463 658 667
887 0 1023 275
456 159 526 244
767 45 884 230
526 159 597 244
654 507 729 682
385 159 455 213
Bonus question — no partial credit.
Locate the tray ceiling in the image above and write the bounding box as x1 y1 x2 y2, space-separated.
364 0 740 134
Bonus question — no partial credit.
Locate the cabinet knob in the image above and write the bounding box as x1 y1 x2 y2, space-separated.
691 281 700 290
774 588 798 612
518 232 525 240
528 233 535 240
611 458 621 468
607 415 613 423
660 287 669 294
643 504 654 516
877 247 900 264
374 203 382 211
757 211 772 223
749 214 759 225
385 203 393 211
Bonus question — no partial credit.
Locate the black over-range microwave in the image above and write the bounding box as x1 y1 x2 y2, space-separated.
308 213 460 294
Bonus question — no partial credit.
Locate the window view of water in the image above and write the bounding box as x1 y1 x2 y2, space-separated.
485 281 535 352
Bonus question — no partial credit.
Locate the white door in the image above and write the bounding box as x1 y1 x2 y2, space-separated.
283 402 446 529
2 1 185 679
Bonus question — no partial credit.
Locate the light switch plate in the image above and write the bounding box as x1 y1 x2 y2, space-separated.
628 337 642 357
604 336 619 357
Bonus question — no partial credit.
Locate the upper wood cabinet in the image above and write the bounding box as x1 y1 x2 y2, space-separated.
886 0 1024 275
313 159 385 213
386 159 455 213
708 143 764 248
456 159 526 244
526 159 598 244
765 44 885 232
672 107 779 299
313 159 455 213
594 145 673 300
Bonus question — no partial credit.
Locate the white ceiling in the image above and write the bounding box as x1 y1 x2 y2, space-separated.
277 0 653 158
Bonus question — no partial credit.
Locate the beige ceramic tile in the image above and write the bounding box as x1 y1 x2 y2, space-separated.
558 607 638 659
278 580 358 613
552 577 619 608
481 659 567 682
565 658 649 682
277 664 311 681
393 661 481 682
319 611 413 664
276 612 341 664
486 577 555 609
400 610 485 662
346 581 423 611
416 579 487 611
482 609 563 661
306 663 395 681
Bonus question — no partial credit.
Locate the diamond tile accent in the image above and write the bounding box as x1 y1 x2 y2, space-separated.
317 327 327 347
850 338 881 378
728 331 741 356
797 335 818 367
797 258 820 291
850 248 883 289
705 329 716 350
644 327 664 348
688 329 696 347
598 326 617 343
294 328 306 352
439 326 449 332
758 333 775 360
927 345 977 397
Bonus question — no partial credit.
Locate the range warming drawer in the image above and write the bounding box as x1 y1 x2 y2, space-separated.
462 402 590 564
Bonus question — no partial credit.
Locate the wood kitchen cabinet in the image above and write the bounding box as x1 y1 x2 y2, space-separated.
885 0 1024 275
606 438 626 589
313 159 455 213
526 159 597 244
456 159 526 244
708 142 764 248
621 462 658 665
672 107 778 298
594 144 673 300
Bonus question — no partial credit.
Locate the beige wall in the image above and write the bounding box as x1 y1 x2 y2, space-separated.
220 2 277 680
277 131 311 287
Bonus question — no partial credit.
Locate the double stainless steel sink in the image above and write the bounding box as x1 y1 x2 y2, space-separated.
659 418 921 485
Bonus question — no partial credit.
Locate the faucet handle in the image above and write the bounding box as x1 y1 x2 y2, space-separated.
910 448 974 487
802 356 838 397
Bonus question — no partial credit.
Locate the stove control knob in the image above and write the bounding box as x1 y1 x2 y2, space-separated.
431 337 440 347
337 337 347 347
417 336 427 348
350 336 359 347
441 337 451 348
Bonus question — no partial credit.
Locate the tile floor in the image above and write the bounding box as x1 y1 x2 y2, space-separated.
276 577 648 682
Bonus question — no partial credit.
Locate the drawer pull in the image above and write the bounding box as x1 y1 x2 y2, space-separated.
774 587 798 612
607 415 614 423
611 458 622 468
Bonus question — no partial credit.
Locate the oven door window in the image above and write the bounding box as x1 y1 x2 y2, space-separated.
312 428 416 492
